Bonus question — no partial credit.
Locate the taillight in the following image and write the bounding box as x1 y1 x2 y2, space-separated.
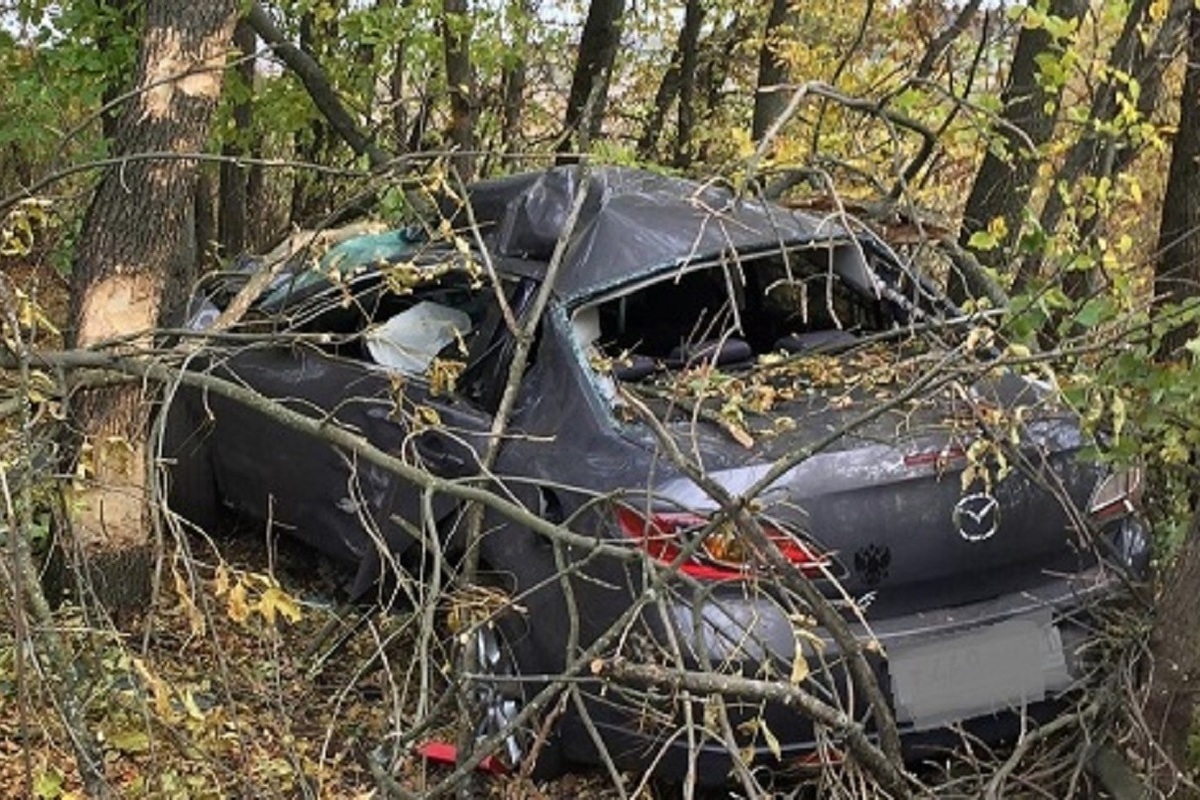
615 507 831 581
1088 466 1143 523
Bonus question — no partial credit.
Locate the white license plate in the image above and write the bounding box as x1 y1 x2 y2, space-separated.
889 615 1069 731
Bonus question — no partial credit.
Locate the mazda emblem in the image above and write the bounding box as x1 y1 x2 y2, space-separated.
953 492 999 542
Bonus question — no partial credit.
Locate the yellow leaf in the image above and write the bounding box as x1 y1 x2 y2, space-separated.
133 658 173 719
414 404 441 427
227 580 251 623
181 689 206 721
1111 394 1127 442
790 649 809 684
213 563 230 596
257 586 302 626
759 718 782 761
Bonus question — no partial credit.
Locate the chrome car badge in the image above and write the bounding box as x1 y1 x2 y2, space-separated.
953 492 999 542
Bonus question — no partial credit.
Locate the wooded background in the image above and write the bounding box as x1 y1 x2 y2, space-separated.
1 0 1199 797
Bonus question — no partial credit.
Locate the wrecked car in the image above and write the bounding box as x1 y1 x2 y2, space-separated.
165 167 1148 781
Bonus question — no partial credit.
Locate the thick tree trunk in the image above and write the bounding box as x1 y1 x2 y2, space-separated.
558 0 626 158
1153 5 1200 356
69 0 240 611
1146 512 1200 789
441 0 476 179
954 0 1083 303
218 19 256 258
752 0 792 143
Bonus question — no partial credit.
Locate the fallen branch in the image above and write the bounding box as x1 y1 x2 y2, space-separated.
592 658 913 798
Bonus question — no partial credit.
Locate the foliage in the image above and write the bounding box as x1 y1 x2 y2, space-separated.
2 0 1200 795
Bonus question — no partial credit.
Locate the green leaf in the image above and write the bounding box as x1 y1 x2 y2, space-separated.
33 768 63 800
967 230 997 251
108 728 151 754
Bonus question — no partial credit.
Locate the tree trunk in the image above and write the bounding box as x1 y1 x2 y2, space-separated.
441 0 476 179
696 13 751 163
752 0 792 143
954 0 1084 303
388 0 410 150
69 0 240 611
671 0 704 169
636 46 682 160
1154 4 1200 356
1146 511 1200 789
218 19 256 258
499 0 532 156
558 0 626 158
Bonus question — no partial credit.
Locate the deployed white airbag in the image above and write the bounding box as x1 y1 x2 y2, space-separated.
365 301 472 374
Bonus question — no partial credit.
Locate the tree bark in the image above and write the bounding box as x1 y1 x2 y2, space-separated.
1146 512 1200 790
69 0 240 611
1153 5 1200 359
441 0 476 179
557 0 626 158
671 0 704 169
218 19 256 258
752 0 792 143
498 0 532 156
954 0 1084 303
636 46 682 160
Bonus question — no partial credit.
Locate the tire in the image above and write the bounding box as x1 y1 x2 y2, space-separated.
458 578 565 780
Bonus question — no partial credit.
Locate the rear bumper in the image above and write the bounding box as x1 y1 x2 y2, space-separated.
563 561 1126 781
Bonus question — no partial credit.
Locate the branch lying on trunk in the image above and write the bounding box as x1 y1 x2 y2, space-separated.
247 3 392 169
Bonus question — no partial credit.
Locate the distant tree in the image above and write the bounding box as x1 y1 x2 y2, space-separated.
955 0 1084 303
751 0 792 143
637 0 706 165
671 0 705 168
218 20 258 258
1022 0 1191 298
559 0 626 157
1152 9 1200 355
68 0 241 610
442 0 476 178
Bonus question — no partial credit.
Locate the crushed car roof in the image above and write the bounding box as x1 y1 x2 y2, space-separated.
456 166 857 302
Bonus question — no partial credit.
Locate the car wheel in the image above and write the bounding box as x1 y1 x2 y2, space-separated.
460 602 565 779
468 618 526 768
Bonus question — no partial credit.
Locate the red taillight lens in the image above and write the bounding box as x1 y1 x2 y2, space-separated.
616 507 830 581
1089 466 1144 523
